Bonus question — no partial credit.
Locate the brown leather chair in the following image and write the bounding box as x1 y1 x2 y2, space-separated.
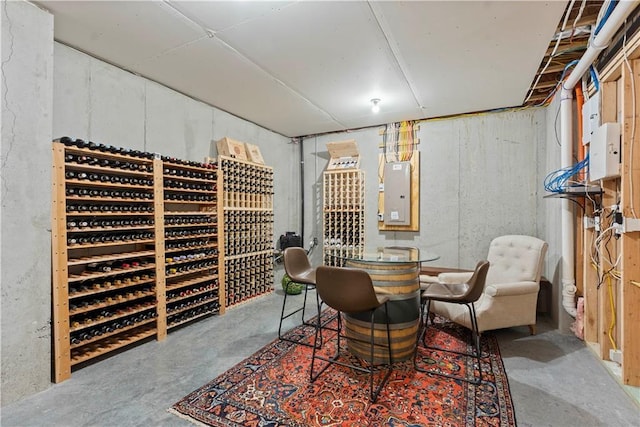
278 247 322 348
311 265 393 402
414 260 490 384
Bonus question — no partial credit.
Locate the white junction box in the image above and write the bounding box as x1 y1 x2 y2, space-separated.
589 122 620 181
383 161 411 225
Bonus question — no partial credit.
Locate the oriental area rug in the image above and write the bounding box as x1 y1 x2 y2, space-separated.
170 311 516 426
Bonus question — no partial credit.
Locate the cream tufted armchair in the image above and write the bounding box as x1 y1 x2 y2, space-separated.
420 235 548 335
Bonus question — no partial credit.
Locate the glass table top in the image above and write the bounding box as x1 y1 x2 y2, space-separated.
333 246 439 263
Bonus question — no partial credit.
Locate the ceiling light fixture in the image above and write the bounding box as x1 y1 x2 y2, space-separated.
371 98 381 113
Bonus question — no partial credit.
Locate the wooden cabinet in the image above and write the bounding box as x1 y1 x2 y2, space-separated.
218 155 274 307
322 170 365 266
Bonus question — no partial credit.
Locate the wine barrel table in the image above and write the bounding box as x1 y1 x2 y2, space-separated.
337 247 439 364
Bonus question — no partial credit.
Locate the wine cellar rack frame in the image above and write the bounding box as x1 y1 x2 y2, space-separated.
322 170 365 266
52 141 224 382
218 155 274 308
162 159 223 333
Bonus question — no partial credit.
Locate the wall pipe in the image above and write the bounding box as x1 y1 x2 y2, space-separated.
559 0 639 317
299 137 305 247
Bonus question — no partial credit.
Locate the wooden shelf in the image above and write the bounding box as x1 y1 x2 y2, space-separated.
63 146 154 163
166 275 219 292
65 163 154 177
70 290 155 316
164 187 215 194
219 156 273 309
70 303 155 332
70 325 156 365
165 210 216 216
68 250 155 266
167 310 216 329
165 265 217 280
165 243 217 254
164 222 215 228
323 170 365 266
164 233 217 241
166 297 218 316
66 196 153 203
67 225 154 234
68 239 155 250
164 200 216 205
68 264 155 283
53 142 223 382
65 179 152 189
66 211 154 217
166 254 218 266
69 277 155 300
167 287 217 304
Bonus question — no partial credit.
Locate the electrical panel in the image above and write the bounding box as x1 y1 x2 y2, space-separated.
589 122 620 181
582 91 601 145
383 161 411 225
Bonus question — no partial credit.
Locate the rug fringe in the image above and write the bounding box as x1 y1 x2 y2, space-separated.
167 408 210 427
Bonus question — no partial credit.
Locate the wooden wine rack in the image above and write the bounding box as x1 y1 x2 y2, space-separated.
162 159 223 332
218 155 274 307
51 140 224 382
322 170 365 266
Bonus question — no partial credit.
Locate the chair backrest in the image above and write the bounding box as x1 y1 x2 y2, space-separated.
283 247 314 285
486 235 548 285
462 260 490 303
316 266 382 313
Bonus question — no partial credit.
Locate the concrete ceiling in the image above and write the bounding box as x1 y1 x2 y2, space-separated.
34 1 568 138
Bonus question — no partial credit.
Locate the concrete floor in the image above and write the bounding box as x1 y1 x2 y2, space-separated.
1 289 639 426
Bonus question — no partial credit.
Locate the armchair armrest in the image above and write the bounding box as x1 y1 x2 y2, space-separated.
437 271 474 285
419 274 440 284
485 281 539 297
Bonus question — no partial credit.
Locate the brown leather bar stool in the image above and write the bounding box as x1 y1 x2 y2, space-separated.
413 260 489 384
311 265 393 403
278 247 323 348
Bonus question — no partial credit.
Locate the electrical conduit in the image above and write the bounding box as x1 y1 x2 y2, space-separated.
559 0 639 317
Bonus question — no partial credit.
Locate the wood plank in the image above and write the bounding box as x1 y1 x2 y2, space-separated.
217 165 226 314
595 80 619 360
52 143 72 382
154 158 167 340
620 59 640 386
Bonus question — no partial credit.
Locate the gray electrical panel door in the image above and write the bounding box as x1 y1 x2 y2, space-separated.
383 161 411 225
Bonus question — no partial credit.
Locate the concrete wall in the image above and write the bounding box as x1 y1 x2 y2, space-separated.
1 20 297 404
54 43 298 286
303 109 548 272
1 0 54 406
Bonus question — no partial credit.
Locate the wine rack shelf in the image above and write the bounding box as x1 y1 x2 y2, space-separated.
219 156 274 308
70 325 157 365
52 138 224 382
322 170 365 266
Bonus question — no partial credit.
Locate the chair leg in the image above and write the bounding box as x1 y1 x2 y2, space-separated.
414 299 483 385
311 307 392 403
310 311 342 382
279 283 322 348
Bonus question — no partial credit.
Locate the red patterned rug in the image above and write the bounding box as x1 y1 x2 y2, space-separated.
170 310 516 426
